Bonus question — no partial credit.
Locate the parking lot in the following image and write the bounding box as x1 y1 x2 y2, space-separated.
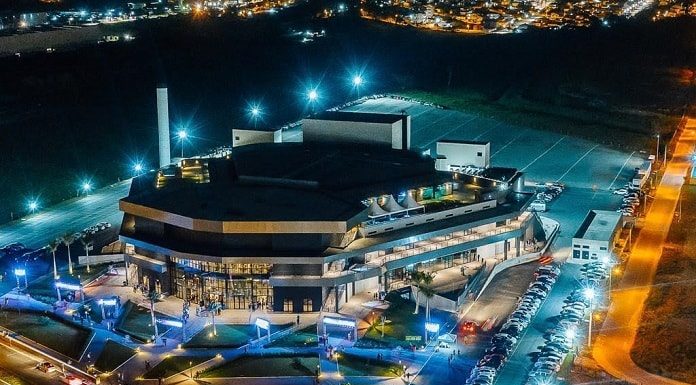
339 97 642 385
340 97 640 249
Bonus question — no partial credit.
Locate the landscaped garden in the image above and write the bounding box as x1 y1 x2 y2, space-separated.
27 264 111 305
143 355 214 379
265 324 318 348
0 309 92 360
201 353 319 378
334 352 404 377
93 340 136 373
184 323 292 348
115 301 174 342
356 291 454 348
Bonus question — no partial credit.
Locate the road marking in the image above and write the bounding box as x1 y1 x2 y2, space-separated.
608 151 636 190
556 144 599 182
491 129 527 159
520 136 566 172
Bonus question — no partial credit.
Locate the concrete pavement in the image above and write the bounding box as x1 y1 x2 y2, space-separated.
592 119 696 385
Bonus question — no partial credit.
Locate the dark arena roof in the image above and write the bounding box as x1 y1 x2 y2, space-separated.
123 143 449 222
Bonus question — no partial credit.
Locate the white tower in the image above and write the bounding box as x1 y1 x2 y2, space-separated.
156 86 171 167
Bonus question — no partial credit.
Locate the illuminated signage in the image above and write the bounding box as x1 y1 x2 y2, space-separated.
255 318 270 330
157 319 183 328
425 322 440 333
323 317 355 328
14 269 26 277
55 282 82 291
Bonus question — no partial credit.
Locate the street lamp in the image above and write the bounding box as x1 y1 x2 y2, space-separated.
248 104 262 128
656 133 660 164
334 352 340 377
307 89 319 113
133 162 143 174
80 181 92 196
178 130 188 158
352 75 363 98
27 200 38 213
584 287 596 348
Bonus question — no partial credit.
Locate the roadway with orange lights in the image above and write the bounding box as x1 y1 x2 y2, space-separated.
593 118 696 385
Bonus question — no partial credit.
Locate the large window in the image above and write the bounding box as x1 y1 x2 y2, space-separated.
283 298 293 312
303 298 313 312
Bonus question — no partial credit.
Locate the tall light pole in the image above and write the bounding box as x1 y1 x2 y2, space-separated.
249 105 262 129
352 75 363 98
80 181 92 196
177 130 188 158
308 89 318 113
584 287 596 348
133 162 144 176
656 134 660 164
27 200 38 214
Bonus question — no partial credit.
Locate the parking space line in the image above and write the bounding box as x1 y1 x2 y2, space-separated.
412 111 458 134
420 115 479 148
473 121 503 141
490 129 527 159
556 144 599 182
520 136 566 172
608 151 636 190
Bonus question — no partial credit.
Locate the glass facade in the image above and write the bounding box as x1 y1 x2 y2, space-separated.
171 258 273 310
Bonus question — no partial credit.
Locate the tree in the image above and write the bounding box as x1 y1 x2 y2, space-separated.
147 290 161 345
48 239 61 279
420 272 436 321
61 232 77 275
79 234 93 273
411 271 424 314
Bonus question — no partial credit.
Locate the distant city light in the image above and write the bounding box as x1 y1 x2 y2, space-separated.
308 89 318 101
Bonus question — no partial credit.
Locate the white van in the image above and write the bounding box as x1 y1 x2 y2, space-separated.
528 200 547 212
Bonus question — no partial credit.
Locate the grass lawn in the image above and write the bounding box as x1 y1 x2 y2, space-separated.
184 323 292 349
631 185 696 384
265 324 317 348
0 309 92 360
397 89 678 151
143 355 214 379
201 353 319 378
93 340 136 373
356 292 454 348
334 352 404 377
27 264 110 305
115 301 173 342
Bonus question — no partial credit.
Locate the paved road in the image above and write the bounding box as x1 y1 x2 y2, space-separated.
0 339 62 385
0 181 131 251
592 119 696 385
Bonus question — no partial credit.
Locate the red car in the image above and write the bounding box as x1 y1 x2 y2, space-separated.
460 321 479 335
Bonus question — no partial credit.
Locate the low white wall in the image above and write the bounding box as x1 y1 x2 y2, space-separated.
78 253 125 266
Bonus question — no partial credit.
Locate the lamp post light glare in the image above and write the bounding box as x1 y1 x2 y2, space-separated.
249 105 262 128
28 200 38 213
308 89 318 102
584 287 596 348
352 75 363 87
81 181 92 196
177 130 188 158
133 163 143 173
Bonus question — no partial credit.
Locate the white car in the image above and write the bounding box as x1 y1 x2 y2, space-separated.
613 188 628 195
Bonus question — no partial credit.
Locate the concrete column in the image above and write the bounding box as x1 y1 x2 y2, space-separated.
516 237 521 257
334 286 339 313
503 241 508 260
